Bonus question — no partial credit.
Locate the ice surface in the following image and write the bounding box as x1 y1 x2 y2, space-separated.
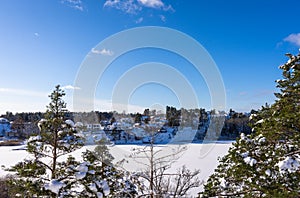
0 142 232 196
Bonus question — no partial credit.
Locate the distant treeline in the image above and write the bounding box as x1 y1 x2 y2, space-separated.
1 107 256 140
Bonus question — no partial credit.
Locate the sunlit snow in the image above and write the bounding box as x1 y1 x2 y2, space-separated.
0 142 232 196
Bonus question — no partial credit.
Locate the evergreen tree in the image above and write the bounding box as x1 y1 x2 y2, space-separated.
62 138 138 197
134 113 142 124
143 108 150 124
166 106 181 127
110 117 116 125
8 85 84 197
200 53 300 197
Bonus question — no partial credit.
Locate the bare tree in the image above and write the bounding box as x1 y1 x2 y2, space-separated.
129 131 202 197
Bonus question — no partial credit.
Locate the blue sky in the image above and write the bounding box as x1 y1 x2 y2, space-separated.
0 0 300 114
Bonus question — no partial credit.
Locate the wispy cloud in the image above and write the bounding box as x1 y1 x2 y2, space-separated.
162 4 174 12
62 85 81 90
104 0 141 14
284 33 300 47
91 48 114 56
104 0 173 14
61 0 85 11
159 15 166 22
34 32 40 37
135 17 144 24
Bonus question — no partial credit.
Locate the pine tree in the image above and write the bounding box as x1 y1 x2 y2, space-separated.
200 53 300 197
62 138 138 197
8 85 84 197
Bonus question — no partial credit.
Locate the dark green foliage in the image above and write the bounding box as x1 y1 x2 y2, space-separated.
110 116 116 125
221 110 251 139
166 106 181 127
134 113 142 124
143 108 151 124
8 85 84 197
0 175 15 198
93 138 114 166
1 112 44 123
198 108 209 127
62 138 138 197
201 53 300 197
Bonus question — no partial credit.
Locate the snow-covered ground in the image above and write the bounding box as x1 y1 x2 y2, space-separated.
0 142 232 196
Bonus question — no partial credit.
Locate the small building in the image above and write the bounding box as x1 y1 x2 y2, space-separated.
85 123 102 130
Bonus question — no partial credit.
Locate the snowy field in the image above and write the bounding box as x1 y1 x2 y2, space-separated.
0 142 232 196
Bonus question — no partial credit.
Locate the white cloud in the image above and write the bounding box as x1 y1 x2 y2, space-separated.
104 0 173 14
162 4 174 12
284 33 300 47
137 0 163 8
34 32 40 37
91 48 114 56
62 85 81 90
61 0 84 11
104 0 141 14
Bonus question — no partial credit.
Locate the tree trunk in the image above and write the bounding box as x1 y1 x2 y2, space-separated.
51 130 57 179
